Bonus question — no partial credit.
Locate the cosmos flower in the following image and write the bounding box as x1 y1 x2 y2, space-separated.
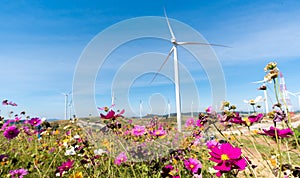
184 158 202 173
161 164 174 178
229 112 245 125
1 119 12 131
14 117 21 122
9 168 28 178
65 147 76 156
273 110 287 122
8 101 17 106
94 148 106 156
114 152 127 165
97 104 115 112
151 128 167 137
206 140 220 150
185 117 195 127
257 85 267 90
132 125 146 136
69 172 83 178
209 143 247 177
2 99 8 105
264 62 277 72
28 117 42 127
261 126 294 138
206 106 212 114
57 159 74 177
3 125 20 140
243 113 264 126
100 109 125 120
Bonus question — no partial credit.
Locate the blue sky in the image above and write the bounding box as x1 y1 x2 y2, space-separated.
0 0 300 119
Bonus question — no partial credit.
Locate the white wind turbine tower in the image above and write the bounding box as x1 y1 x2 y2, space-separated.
168 99 171 118
279 72 293 113
287 91 300 111
191 100 193 118
150 10 228 132
111 91 115 107
139 100 143 119
68 95 73 120
62 92 71 120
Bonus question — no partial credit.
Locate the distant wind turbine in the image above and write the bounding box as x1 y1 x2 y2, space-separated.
150 9 229 132
111 91 115 106
62 92 71 120
168 99 171 118
139 100 143 119
287 91 300 111
279 72 293 113
191 100 193 118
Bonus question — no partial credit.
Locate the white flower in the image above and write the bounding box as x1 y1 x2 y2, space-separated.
94 148 106 155
56 171 66 177
73 134 80 139
208 167 218 174
65 146 76 156
41 117 47 122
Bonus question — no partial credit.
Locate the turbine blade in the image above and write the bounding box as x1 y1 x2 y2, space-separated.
177 41 231 48
252 79 267 84
150 47 174 84
255 96 263 102
164 8 176 40
287 91 296 97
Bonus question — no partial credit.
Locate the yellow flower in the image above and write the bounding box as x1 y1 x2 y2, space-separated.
54 130 60 135
172 158 178 165
264 62 277 72
69 172 83 178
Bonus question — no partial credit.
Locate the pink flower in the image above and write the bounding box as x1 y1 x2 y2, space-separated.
206 106 212 114
3 125 20 140
2 99 8 105
209 143 247 177
132 125 146 136
1 120 12 131
161 164 174 177
247 113 264 124
97 104 115 111
151 128 167 137
185 117 195 127
28 117 42 127
229 113 245 125
261 126 294 138
8 101 17 106
9 168 28 178
206 140 220 150
114 152 127 165
14 117 21 122
57 159 74 176
184 158 202 173
100 109 125 120
196 119 205 127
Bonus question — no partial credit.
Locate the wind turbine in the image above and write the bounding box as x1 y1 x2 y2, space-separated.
150 10 229 132
111 91 115 107
62 92 71 120
191 100 193 118
168 100 171 118
287 91 300 111
68 95 73 120
139 99 143 119
279 72 293 113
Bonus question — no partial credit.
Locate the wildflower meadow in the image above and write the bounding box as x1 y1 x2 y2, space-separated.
1 62 300 177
